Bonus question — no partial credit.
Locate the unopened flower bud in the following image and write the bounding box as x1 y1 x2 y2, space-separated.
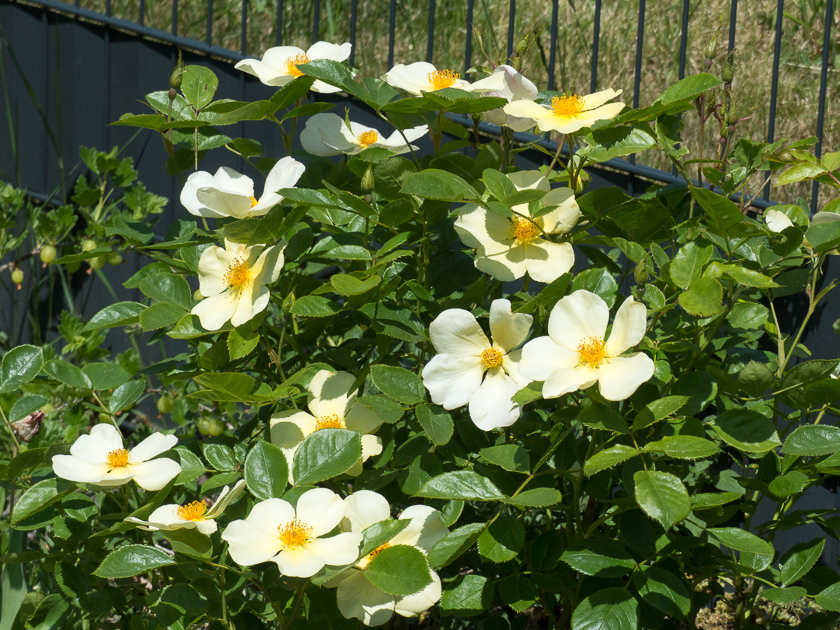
170 51 185 89
704 58 713 70
634 259 649 286
720 125 729 138
704 32 719 60
571 169 590 196
12 411 44 442
721 53 734 84
361 165 375 193
728 123 736 134
168 87 177 100
727 104 738 124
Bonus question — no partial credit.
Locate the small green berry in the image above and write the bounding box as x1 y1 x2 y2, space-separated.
157 395 175 414
40 245 57 265
198 416 224 437
65 260 81 273
89 256 106 271
107 252 123 266
11 268 23 285
81 239 97 253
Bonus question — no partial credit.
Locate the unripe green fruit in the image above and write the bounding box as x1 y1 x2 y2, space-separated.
89 256 107 271
98 412 110 423
198 416 224 437
40 245 57 264
157 395 175 414
11 269 23 284
81 239 97 253
66 260 81 273
108 252 123 266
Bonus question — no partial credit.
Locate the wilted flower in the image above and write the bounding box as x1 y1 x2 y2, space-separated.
222 487 362 577
126 480 246 535
51 424 181 491
454 171 581 283
382 62 506 96
504 88 624 134
328 490 448 626
422 299 532 430
520 289 654 401
270 370 383 483
192 239 286 331
481 65 539 132
300 113 427 157
180 157 305 219
235 42 352 93
12 410 44 442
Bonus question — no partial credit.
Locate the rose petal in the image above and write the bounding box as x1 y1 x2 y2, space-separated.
596 353 655 401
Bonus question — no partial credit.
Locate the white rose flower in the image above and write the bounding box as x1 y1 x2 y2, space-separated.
235 41 352 93
765 208 840 253
300 113 428 157
221 487 362 577
270 370 384 484
504 88 624 134
422 298 532 430
125 480 246 535
51 424 181 491
520 289 655 401
180 157 305 219
481 65 539 132
191 239 286 331
454 170 581 283
382 61 506 96
328 490 448 626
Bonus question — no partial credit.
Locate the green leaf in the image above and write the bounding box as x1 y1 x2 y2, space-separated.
780 538 825 586
583 126 657 163
10 395 48 423
632 567 691 619
718 264 779 288
561 540 636 577
140 302 189 331
139 273 192 310
202 443 237 471
84 302 146 330
678 277 723 317
783 425 840 457
401 169 479 202
737 361 774 397
477 516 524 563
479 444 530 473
441 574 493 618
330 273 381 296
632 396 689 431
427 522 484 568
726 302 769 330
571 587 639 630
291 295 341 318
482 169 516 201
503 488 563 507
292 428 361 485
644 436 719 460
0 345 44 394
499 575 540 613
776 162 828 185
633 470 690 531
659 73 723 105
244 440 288 500
364 545 432 596
181 65 218 110
174 448 206 485
42 359 91 389
585 445 640 476
571 268 618 305
768 471 810 498
93 544 174 578
578 405 629 434
762 587 807 605
782 359 839 388
82 363 131 390
708 527 774 556
370 364 425 404
109 381 145 413
11 479 73 524
193 373 256 402
356 395 404 424
669 241 713 289
227 328 260 361
816 583 840 612
415 404 454 446
711 410 780 455
414 471 505 501
689 186 742 233
805 220 840 253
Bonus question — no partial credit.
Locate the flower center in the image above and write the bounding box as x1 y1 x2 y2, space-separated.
249 195 258 208
366 542 391 563
577 337 609 370
315 414 346 430
551 94 585 118
480 348 504 369
428 69 460 90
223 258 251 294
510 216 542 243
285 53 310 78
177 501 208 521
278 520 313 549
106 448 129 469
358 130 379 147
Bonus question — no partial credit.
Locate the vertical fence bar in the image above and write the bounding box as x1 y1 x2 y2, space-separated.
349 0 357 67
548 0 558 90
206 0 213 45
276 0 283 46
673 0 690 175
105 0 111 17
171 0 178 36
764 0 785 200
240 0 247 55
427 0 435 63
388 0 396 69
629 0 645 167
312 0 320 43
590 0 601 93
464 0 474 74
811 0 834 213
139 0 144 26
506 0 516 59
727 0 738 51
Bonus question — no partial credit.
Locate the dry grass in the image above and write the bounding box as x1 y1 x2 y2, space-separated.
77 0 838 205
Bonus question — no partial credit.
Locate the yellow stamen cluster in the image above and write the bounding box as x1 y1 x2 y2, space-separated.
224 258 251 293
285 53 310 78
577 337 609 370
177 501 208 521
428 69 460 90
551 94 585 118
316 414 346 430
249 195 258 208
510 216 542 243
480 348 504 369
358 130 379 147
366 542 391 562
278 520 313 549
106 448 129 469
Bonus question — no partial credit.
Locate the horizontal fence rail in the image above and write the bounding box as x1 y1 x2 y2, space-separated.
4 0 839 210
